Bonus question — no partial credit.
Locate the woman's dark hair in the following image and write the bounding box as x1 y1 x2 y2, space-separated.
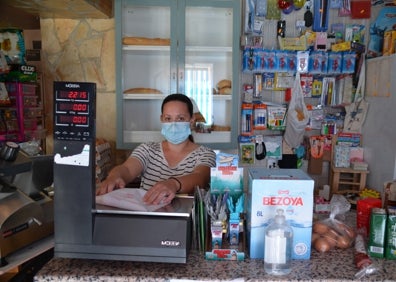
161 93 193 117
161 93 194 142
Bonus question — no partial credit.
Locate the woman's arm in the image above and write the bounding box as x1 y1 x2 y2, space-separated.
176 165 211 194
96 156 143 195
142 164 211 205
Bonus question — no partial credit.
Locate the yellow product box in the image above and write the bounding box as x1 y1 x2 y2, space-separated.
278 35 307 51
383 30 396 56
331 41 351 52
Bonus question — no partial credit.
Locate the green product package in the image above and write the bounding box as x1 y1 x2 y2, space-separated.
385 209 396 259
368 208 386 258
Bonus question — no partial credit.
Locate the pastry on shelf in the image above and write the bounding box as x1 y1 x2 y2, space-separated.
122 37 170 46
123 88 162 94
216 79 231 95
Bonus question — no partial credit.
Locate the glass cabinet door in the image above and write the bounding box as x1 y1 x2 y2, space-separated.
182 1 238 145
116 0 240 149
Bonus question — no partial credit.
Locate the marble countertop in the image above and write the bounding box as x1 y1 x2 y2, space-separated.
34 212 396 282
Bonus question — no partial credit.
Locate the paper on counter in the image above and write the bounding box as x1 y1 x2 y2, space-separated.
95 188 167 212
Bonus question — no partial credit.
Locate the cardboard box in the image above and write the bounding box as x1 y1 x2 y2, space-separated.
334 145 350 168
246 168 314 260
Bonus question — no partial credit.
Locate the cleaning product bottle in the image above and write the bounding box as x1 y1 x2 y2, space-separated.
264 209 293 275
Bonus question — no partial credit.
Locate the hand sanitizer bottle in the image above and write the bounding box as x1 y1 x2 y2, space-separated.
264 209 293 275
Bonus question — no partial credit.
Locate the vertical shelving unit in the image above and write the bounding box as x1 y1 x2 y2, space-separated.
1 81 45 151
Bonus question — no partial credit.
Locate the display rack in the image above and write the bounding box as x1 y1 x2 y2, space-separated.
0 81 45 148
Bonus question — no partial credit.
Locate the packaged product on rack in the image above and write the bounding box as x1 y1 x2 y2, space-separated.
0 29 26 64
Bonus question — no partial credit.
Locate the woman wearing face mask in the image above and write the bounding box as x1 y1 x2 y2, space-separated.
96 93 216 205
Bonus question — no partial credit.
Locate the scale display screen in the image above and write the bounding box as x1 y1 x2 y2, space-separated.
53 82 96 141
56 90 89 101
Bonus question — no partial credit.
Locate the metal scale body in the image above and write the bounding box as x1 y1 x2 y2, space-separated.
53 82 193 263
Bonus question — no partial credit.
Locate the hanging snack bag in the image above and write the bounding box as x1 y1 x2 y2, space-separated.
0 29 26 64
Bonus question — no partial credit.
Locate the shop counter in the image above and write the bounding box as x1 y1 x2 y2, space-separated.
34 212 396 281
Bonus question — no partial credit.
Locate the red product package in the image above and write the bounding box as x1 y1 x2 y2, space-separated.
356 198 382 236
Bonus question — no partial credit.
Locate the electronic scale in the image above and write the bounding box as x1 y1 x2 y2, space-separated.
53 81 193 263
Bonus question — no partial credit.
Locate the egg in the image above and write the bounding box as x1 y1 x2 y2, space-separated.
337 235 351 249
314 237 332 253
311 232 320 243
334 221 356 240
313 222 329 234
323 230 338 247
343 225 356 239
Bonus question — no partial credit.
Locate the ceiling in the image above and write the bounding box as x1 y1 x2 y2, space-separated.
0 0 113 19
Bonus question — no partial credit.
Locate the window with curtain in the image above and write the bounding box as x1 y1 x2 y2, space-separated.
185 63 213 125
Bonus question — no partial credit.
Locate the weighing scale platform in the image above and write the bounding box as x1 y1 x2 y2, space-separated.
55 196 194 263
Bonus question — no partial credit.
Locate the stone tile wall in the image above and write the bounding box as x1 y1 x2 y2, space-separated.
40 18 121 159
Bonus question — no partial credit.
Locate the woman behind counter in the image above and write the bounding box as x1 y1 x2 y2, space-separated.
96 93 216 205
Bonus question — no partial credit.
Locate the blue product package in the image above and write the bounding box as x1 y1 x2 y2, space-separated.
342 51 356 74
276 50 288 72
242 48 254 72
327 52 342 74
253 47 262 71
312 0 329 32
256 0 268 17
308 51 328 74
367 7 396 57
266 50 277 72
287 51 297 72
262 72 275 89
257 49 266 71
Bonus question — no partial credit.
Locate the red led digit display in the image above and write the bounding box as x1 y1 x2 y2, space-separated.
57 115 88 126
57 90 89 101
53 82 95 140
56 102 89 113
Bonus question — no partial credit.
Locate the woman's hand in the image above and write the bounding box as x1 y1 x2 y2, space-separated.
96 158 142 196
143 178 179 205
96 175 127 195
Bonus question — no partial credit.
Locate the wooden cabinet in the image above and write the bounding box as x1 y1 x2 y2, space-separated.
115 0 241 149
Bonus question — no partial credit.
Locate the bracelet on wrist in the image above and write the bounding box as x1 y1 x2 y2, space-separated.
169 176 182 193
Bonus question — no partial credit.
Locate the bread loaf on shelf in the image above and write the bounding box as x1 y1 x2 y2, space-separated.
216 79 232 95
123 88 163 94
219 87 231 94
122 37 170 46
216 79 231 89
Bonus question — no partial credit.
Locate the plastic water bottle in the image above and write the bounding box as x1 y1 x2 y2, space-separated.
264 209 293 275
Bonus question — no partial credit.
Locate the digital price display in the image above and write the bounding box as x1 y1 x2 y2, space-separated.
53 82 96 141
56 90 89 101
56 102 89 113
56 114 89 126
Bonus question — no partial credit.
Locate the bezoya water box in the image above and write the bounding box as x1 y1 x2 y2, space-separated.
246 168 314 259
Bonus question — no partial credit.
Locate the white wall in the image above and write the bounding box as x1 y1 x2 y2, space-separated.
362 54 396 192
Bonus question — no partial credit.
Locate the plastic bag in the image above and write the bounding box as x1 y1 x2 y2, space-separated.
284 72 309 148
312 195 356 253
343 99 368 133
354 227 378 279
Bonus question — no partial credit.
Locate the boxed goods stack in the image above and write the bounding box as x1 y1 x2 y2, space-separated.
95 138 112 185
246 168 314 260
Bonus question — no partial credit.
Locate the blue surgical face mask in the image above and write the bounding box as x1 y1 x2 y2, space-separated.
161 122 191 144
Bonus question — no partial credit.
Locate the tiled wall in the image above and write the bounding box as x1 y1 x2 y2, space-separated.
39 18 128 161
